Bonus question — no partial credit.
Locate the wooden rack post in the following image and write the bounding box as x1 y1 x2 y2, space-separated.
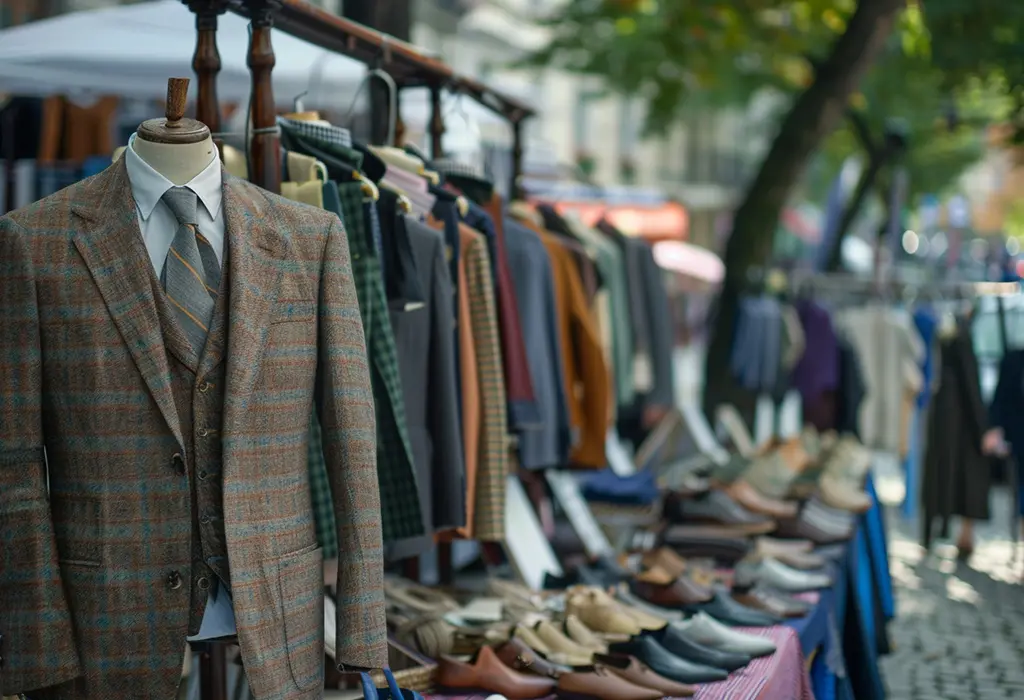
429 83 444 158
245 0 282 194
186 0 227 139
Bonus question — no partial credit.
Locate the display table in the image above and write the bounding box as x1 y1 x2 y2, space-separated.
693 626 814 700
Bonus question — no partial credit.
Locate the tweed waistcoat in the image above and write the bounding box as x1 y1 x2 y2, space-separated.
150 252 231 635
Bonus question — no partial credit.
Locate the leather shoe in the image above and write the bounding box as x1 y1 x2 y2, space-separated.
564 614 609 653
494 637 570 679
647 625 752 672
631 566 713 608
664 490 776 535
732 587 812 619
437 644 557 699
819 474 872 513
566 588 644 637
594 654 697 697
735 557 832 592
725 480 799 519
556 666 663 700
688 587 782 627
615 583 683 622
608 635 729 684
660 526 753 563
670 612 776 657
534 620 595 665
754 538 826 570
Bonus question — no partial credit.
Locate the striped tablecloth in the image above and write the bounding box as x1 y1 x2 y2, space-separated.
693 625 815 700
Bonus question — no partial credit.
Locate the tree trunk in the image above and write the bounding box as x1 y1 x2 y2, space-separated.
825 154 884 271
703 0 906 423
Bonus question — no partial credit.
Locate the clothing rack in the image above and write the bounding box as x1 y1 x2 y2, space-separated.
176 3 536 697
181 0 535 197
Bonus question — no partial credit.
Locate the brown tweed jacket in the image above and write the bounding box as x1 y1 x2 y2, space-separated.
0 160 387 699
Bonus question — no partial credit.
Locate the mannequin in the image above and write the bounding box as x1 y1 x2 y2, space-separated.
0 75 387 699
131 77 216 184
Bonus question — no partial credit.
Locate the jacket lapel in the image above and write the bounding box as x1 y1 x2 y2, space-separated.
220 174 288 469
71 159 185 450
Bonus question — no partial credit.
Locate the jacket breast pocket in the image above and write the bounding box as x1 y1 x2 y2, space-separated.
271 299 316 325
52 495 102 566
277 545 325 691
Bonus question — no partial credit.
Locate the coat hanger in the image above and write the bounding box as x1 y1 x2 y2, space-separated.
343 62 398 145
380 181 412 214
282 91 327 123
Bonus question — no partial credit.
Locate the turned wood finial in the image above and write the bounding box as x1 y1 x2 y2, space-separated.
137 77 211 144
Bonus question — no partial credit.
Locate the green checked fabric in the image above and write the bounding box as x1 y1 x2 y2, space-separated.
335 180 424 543
307 407 338 556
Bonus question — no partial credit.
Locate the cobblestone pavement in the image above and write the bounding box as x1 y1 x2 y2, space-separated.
873 455 1024 699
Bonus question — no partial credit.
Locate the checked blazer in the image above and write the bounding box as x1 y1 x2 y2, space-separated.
0 160 387 699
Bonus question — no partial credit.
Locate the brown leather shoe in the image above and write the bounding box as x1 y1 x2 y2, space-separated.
594 654 697 697
556 666 663 700
640 548 688 579
437 645 557 699
725 480 799 518
494 637 569 679
632 566 713 608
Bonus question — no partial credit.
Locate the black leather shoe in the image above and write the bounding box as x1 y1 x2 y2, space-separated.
648 625 751 672
609 636 728 684
687 589 783 627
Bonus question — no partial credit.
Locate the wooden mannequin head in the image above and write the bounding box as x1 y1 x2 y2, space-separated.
133 78 217 185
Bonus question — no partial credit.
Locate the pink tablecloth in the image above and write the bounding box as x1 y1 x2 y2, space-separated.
424 627 813 700
694 626 814 700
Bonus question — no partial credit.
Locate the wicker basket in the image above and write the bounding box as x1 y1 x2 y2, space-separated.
368 636 438 694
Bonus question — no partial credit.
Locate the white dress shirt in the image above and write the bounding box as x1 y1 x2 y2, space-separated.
124 133 236 642
124 133 226 274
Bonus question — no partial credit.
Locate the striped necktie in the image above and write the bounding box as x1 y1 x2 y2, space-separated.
160 187 221 354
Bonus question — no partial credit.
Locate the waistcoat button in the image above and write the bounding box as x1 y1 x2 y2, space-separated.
166 571 183 590
197 469 209 481
198 427 209 438
197 576 211 591
172 453 185 474
198 381 212 393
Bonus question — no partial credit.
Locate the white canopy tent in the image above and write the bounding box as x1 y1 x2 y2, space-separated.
0 1 364 106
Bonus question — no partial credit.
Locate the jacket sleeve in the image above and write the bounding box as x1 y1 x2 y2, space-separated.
315 216 387 670
427 233 466 530
0 216 82 693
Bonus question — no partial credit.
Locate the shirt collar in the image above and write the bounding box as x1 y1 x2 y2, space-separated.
125 133 223 222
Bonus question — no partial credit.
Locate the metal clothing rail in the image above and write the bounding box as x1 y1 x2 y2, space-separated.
181 0 535 195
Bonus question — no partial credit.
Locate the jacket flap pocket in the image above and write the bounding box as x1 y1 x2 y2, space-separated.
277 545 324 690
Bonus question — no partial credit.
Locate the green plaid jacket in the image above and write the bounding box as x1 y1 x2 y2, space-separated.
281 125 425 547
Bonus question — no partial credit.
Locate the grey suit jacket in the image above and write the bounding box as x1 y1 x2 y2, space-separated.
504 218 571 469
386 217 466 560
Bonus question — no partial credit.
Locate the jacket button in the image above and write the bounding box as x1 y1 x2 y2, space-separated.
198 427 209 438
197 576 211 591
200 514 211 525
198 381 211 393
166 571 183 590
197 469 209 481
172 453 185 474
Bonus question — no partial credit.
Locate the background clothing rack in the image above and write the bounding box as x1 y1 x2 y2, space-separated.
182 0 536 196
